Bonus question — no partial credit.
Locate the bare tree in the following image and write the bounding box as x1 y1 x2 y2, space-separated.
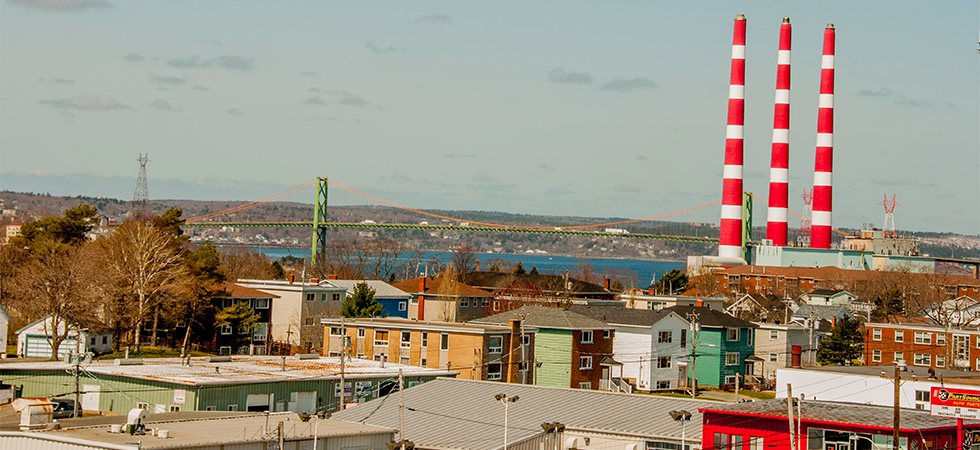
96 221 186 351
687 266 725 298
451 243 478 276
364 237 406 281
313 239 368 279
219 247 274 281
571 258 601 285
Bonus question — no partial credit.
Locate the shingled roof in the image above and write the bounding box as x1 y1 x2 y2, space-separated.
391 276 491 298
656 305 757 329
214 282 279 299
568 304 674 327
471 305 611 330
461 271 613 298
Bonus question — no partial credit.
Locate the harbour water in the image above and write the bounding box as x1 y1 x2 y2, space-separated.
253 248 684 285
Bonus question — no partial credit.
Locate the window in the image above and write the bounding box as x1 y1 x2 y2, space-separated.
221 324 232 335
102 336 108 345
578 382 591 390
493 301 500 311
894 330 904 342
746 330 753 345
253 323 268 341
399 302 407 312
169 406 180 412
136 402 148 410
304 317 314 326
254 298 270 309
306 293 315 302
441 333 449 350
915 332 932 345
375 330 389 346
489 336 503 354
894 352 904 364
487 363 502 380
769 352 778 363
422 332 428 347
937 333 947 346
726 352 739 366
219 346 232 355
680 329 687 349
580 356 592 369
581 331 594 344
333 294 341 301
657 356 671 368
872 349 882 362
727 328 739 341
420 358 427 367
205 406 216 411
873 328 882 341
750 436 762 450
358 328 365 337
655 381 671 390
937 354 946 367
658 331 672 344
460 299 469 307
400 357 410 365
725 375 737 385
976 358 980 371
228 405 238 411
330 327 343 336
482 299 489 307
523 335 531 346
770 330 779 340
321 293 327 302
914 353 931 366
411 297 419 304
401 331 411 348
604 330 611 339
915 390 930 402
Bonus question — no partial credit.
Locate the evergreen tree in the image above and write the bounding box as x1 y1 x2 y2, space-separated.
816 316 863 365
215 300 260 351
340 282 384 318
529 266 539 275
270 261 286 279
872 289 904 322
655 269 689 294
512 262 527 275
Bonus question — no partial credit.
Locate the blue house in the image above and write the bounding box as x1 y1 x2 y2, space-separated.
330 280 412 318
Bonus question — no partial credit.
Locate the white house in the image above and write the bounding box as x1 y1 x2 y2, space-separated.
927 296 980 327
236 278 348 351
16 316 113 358
0 303 11 356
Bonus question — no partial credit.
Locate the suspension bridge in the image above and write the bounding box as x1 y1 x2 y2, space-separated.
181 177 837 262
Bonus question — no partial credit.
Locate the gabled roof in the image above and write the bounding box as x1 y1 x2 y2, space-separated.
461 271 612 297
0 302 11 322
332 377 717 450
471 305 611 330
391 277 491 298
214 282 279 299
567 304 678 327
656 306 757 329
794 304 854 321
328 280 411 298
806 288 849 297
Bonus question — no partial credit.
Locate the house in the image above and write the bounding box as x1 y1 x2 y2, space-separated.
775 365 980 410
2 222 21 244
471 306 614 390
0 355 456 414
799 288 857 306
656 306 757 389
209 282 278 355
322 317 536 383
0 303 10 356
333 377 718 450
618 291 727 311
461 271 616 302
751 323 814 383
700 398 977 450
926 295 980 327
863 322 980 370
328 279 412 318
0 412 394 450
568 304 691 392
391 276 493 322
791 304 854 325
725 293 793 322
15 316 113 358
236 278 348 352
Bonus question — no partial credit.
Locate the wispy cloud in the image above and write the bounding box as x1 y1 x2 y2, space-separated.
299 72 318 77
544 188 574 196
896 99 933 108
445 153 476 158
38 77 75 85
39 95 132 111
366 40 405 54
308 89 375 107
870 178 931 187
148 73 188 85
636 155 648 161
195 38 222 46
467 182 516 192
123 53 145 63
611 184 643 193
471 171 498 182
303 96 327 106
166 55 255 71
226 108 244 117
168 55 211 69
338 96 366 107
191 86 210 91
856 87 893 97
537 164 555 171
547 67 594 85
410 13 452 24
599 77 657 93
9 0 112 11
391 172 413 182
148 99 181 111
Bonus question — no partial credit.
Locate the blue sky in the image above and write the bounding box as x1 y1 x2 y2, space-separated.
1 1 977 235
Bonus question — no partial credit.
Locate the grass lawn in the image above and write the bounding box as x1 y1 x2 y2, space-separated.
96 346 212 360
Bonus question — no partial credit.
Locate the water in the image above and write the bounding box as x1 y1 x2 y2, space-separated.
252 248 684 285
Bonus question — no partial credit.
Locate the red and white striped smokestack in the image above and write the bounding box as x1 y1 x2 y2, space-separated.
719 14 747 260
765 17 792 247
811 24 836 249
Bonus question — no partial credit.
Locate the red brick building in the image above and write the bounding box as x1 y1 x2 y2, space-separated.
864 322 980 371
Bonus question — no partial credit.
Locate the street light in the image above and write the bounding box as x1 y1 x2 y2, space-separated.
541 422 565 450
669 410 692 450
496 394 519 450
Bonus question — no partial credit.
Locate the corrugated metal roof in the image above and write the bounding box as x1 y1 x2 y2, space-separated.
330 280 412 298
0 356 455 386
471 306 611 331
333 378 715 450
700 399 977 430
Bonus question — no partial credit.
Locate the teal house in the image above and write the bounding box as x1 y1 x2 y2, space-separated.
655 306 757 388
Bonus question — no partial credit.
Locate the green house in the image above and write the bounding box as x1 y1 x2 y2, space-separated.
668 306 758 387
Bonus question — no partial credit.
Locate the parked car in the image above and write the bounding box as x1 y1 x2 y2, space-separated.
52 399 81 418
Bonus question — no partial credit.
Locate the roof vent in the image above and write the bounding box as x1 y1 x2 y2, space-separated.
115 359 143 366
295 353 320 360
205 356 233 363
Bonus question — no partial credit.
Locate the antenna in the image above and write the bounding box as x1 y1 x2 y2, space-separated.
879 194 900 238
797 189 812 247
131 154 150 218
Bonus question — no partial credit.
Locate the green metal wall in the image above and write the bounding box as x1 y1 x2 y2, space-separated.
534 329 571 388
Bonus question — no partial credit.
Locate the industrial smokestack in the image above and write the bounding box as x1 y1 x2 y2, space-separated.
718 14 747 260
811 24 836 249
766 18 792 246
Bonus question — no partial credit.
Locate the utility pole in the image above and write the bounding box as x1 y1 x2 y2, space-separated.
73 331 81 419
687 311 700 399
399 369 405 450
519 313 527 384
339 317 346 412
894 363 901 450
787 384 796 450
807 309 815 366
734 373 740 403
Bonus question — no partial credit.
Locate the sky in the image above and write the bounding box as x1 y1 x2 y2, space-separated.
1 1 978 235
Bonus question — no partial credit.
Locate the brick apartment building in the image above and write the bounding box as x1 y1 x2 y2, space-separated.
864 322 980 371
322 317 535 383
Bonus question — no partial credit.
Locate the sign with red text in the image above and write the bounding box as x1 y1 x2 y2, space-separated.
931 387 980 420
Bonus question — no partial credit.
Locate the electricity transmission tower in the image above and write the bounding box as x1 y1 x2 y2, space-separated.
796 190 812 247
879 194 899 238
131 154 150 218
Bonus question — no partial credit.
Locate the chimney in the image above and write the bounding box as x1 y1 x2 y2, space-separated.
648 288 655 295
604 278 611 290
289 274 295 284
328 275 338 280
766 17 792 247
718 14 747 260
476 259 480 272
310 278 319 284
810 24 836 249
417 277 427 321
696 299 704 307
419 277 427 293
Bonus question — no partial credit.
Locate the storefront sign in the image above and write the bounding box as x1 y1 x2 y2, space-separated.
931 387 980 420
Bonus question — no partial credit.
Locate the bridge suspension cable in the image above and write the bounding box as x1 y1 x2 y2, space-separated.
185 179 317 223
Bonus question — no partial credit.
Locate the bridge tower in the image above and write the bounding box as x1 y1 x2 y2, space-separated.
311 177 328 266
742 192 753 261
